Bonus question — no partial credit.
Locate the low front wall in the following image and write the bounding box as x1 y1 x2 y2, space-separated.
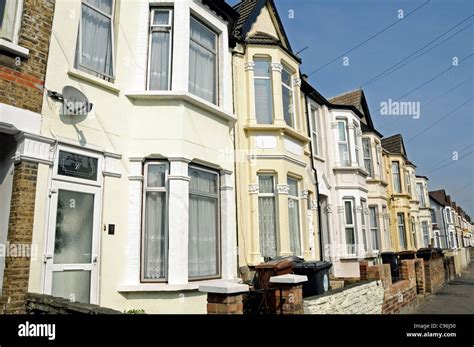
424 257 445 294
304 280 384 314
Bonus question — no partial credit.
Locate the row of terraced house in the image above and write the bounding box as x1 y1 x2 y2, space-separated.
0 0 472 314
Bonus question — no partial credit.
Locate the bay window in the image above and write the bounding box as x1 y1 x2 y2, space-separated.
397 213 407 249
148 8 173 90
258 175 278 258
362 138 373 176
422 221 430 247
282 65 294 127
78 0 115 80
142 163 168 281
417 183 426 207
369 206 380 250
288 178 301 256
189 16 217 104
188 166 220 279
0 0 21 42
392 162 401 193
254 58 273 124
344 199 356 255
338 120 350 166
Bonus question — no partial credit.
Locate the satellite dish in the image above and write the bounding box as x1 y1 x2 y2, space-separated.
61 86 93 116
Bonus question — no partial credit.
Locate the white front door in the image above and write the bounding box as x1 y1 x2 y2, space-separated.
44 181 101 304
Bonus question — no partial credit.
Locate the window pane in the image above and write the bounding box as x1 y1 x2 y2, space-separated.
338 122 346 141
287 178 298 196
147 164 166 187
345 227 355 253
344 201 353 225
57 150 98 181
189 195 218 277
80 3 114 77
153 10 170 25
52 271 91 304
144 191 166 279
189 39 216 103
254 59 270 77
281 67 291 86
259 176 274 194
282 85 293 127
0 0 18 42
259 196 277 258
339 144 349 166
190 17 216 51
288 197 301 255
254 78 273 124
149 31 170 90
369 207 378 227
86 0 113 15
189 168 218 195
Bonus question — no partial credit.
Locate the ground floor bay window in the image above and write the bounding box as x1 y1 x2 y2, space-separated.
288 178 301 256
188 166 220 279
258 175 278 258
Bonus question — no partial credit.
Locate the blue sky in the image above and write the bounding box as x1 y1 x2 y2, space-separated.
230 0 474 216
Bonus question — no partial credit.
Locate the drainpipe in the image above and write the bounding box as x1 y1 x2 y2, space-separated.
304 94 324 261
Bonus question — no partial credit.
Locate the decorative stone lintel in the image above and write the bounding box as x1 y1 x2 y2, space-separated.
292 78 302 87
301 189 309 199
330 122 339 129
270 274 308 284
277 184 289 195
13 132 55 165
104 152 122 178
199 280 249 295
311 200 318 210
244 62 255 71
248 184 259 194
337 206 345 213
271 63 283 72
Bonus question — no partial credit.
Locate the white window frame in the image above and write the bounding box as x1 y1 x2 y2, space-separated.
382 205 390 249
422 221 430 248
310 106 320 157
362 137 373 177
361 199 368 252
417 183 425 207
188 165 221 280
337 119 350 167
406 171 412 196
258 174 278 258
281 64 295 128
141 161 169 282
343 198 356 256
392 161 401 193
434 230 440 248
78 0 116 80
287 177 302 256
147 8 173 91
253 57 273 124
354 122 360 166
189 15 219 105
397 213 407 250
0 0 23 44
369 205 380 251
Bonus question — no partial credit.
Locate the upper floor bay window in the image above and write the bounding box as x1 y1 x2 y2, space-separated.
344 199 356 255
0 0 22 42
142 163 168 281
338 120 350 166
258 175 278 258
416 183 426 207
362 138 373 176
288 178 301 256
392 162 401 193
78 0 114 80
397 213 407 249
188 166 220 279
369 206 380 251
254 58 273 124
309 106 320 156
148 8 173 90
281 65 294 127
189 17 217 104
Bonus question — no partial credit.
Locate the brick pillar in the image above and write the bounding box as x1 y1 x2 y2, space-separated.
400 259 416 288
1 161 38 314
199 281 249 315
270 274 307 314
414 259 426 296
359 261 368 280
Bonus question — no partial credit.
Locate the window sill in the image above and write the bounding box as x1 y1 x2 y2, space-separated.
67 68 120 94
313 155 325 163
333 166 368 176
0 39 29 58
117 278 232 293
243 124 310 143
125 90 236 124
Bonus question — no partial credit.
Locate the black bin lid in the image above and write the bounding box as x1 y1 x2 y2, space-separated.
293 261 332 270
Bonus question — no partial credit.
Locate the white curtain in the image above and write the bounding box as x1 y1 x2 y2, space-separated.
80 0 113 77
258 196 277 258
188 168 218 278
0 0 18 42
254 79 273 124
189 18 216 104
144 191 166 279
288 197 301 256
149 31 170 90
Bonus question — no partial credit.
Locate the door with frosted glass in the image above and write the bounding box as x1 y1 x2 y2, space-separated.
44 181 100 304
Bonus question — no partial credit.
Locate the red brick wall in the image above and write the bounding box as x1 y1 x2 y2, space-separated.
414 258 426 296
0 0 55 113
424 258 445 294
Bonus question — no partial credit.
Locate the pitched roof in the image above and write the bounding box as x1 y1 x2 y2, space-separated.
429 190 448 206
246 31 280 45
381 134 409 159
233 0 260 40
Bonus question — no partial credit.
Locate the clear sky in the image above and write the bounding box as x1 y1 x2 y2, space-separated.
230 0 474 217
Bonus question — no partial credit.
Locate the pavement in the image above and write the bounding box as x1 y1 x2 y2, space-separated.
413 261 474 314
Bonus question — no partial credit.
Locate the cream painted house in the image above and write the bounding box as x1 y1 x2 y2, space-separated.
29 0 240 314
232 0 320 271
414 175 433 249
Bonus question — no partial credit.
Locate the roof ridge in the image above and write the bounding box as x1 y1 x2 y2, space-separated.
328 88 363 101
